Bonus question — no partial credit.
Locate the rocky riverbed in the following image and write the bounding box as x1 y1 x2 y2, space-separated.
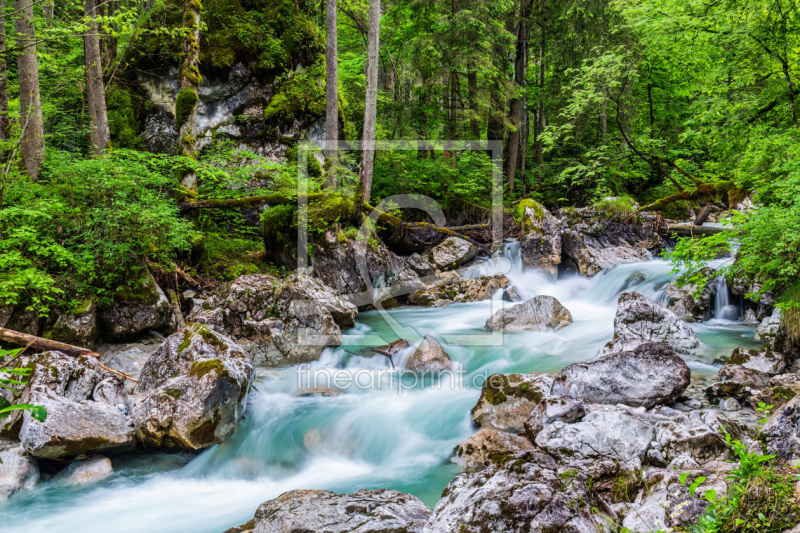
1 204 797 533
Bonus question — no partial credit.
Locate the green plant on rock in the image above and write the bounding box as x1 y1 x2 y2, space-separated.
0 348 47 426
176 87 200 130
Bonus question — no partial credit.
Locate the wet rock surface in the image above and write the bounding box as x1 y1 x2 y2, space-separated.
471 373 555 433
553 342 691 408
230 489 432 533
452 428 534 472
485 295 573 332
597 292 699 356
0 450 39 501
191 273 351 366
132 323 254 452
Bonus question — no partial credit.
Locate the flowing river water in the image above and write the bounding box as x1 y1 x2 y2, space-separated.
1 243 764 532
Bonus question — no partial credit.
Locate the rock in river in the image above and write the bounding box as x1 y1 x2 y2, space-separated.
226 489 432 533
485 295 572 332
132 323 254 452
552 342 691 408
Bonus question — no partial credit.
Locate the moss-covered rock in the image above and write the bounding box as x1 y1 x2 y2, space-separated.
132 323 255 452
471 373 555 433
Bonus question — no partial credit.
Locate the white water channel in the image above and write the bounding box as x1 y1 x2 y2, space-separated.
0 243 763 532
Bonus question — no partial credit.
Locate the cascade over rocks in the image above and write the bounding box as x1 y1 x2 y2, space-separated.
1 351 134 459
663 268 717 322
423 450 601 533
132 323 254 452
553 342 691 408
471 372 555 433
518 200 562 279
597 292 700 356
190 272 354 366
225 489 432 533
484 295 572 332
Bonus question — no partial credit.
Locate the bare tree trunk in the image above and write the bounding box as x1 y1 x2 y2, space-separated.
535 0 546 187
520 34 528 195
14 0 45 179
84 0 111 154
324 0 338 187
177 0 202 190
358 0 380 205
0 7 9 140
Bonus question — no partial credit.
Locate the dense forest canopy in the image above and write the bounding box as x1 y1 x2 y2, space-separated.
0 0 797 319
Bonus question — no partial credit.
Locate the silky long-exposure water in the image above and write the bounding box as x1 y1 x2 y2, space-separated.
0 245 763 532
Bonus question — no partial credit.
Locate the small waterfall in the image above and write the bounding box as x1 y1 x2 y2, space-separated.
713 275 739 320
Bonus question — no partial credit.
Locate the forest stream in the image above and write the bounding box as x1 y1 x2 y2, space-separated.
1 243 762 533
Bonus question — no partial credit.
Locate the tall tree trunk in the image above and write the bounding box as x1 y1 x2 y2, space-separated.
324 0 338 187
0 6 9 140
177 0 202 190
505 0 530 193
780 60 798 127
14 0 45 179
84 0 111 154
520 34 528 195
357 0 380 205
467 68 479 139
535 0 546 187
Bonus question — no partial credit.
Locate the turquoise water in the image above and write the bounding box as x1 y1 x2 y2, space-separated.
0 252 761 532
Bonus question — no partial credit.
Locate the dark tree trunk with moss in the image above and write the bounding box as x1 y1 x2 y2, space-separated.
324 0 338 187
0 7 9 140
357 0 380 205
176 0 202 190
84 0 111 154
505 0 531 194
14 0 45 179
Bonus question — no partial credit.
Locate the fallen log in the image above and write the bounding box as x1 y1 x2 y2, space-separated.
0 328 138 382
658 223 732 237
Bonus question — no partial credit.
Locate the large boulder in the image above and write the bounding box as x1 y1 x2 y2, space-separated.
312 231 405 303
518 200 562 279
552 342 691 408
1 351 134 459
727 346 786 375
558 207 655 276
423 451 602 533
663 268 717 322
452 428 534 472
597 292 699 356
748 372 800 409
0 450 39 502
471 373 555 433
428 236 479 271
98 271 171 338
230 489 431 533
404 335 452 373
131 323 254 451
49 300 98 347
408 274 508 307
761 395 800 459
191 273 353 366
485 295 572 332
534 406 653 478
755 308 786 352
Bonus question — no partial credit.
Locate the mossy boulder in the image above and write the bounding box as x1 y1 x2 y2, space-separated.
49 300 98 348
98 270 171 339
517 199 562 280
471 373 555 433
131 323 255 452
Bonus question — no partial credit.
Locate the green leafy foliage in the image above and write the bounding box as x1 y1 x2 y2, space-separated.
0 349 46 425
